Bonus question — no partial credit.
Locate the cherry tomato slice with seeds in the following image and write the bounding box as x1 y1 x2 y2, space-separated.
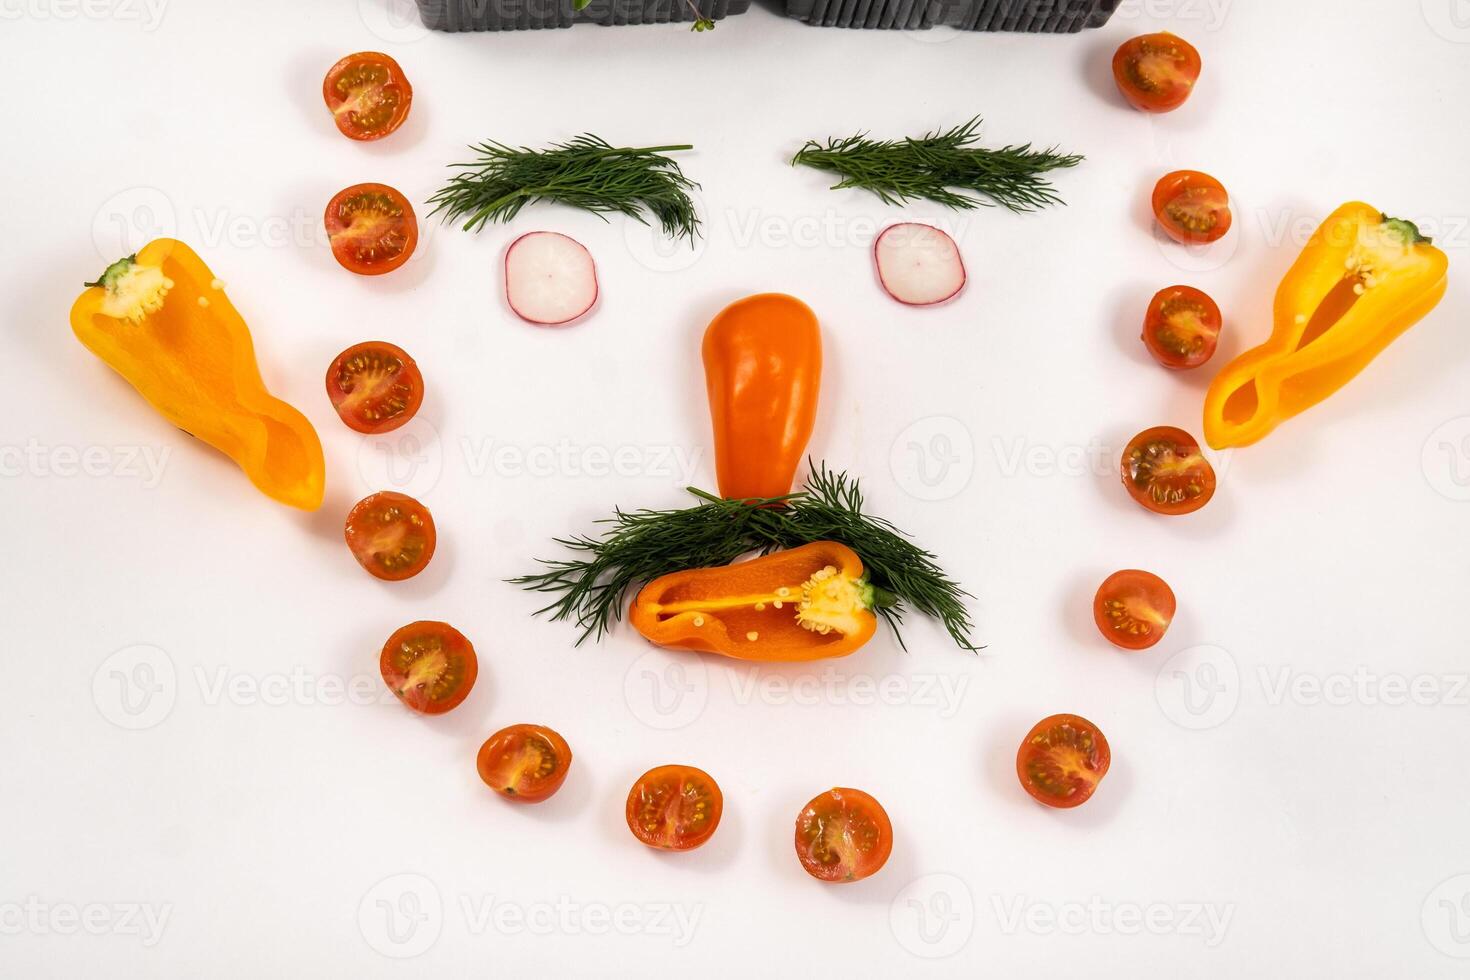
794 787 893 883
1142 285 1221 369
344 491 435 582
1121 425 1216 516
326 341 423 434
477 724 572 803
1093 570 1176 650
325 183 418 276
1016 714 1111 809
1112 32 1201 113
379 621 477 715
322 52 412 141
626 765 723 851
1152 171 1231 245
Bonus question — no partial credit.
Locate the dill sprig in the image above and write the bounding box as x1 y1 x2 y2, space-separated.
511 462 977 652
427 134 700 243
791 116 1082 213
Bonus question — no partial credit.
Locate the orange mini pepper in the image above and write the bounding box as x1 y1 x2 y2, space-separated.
629 541 885 661
70 239 325 509
1203 204 1448 449
703 293 822 500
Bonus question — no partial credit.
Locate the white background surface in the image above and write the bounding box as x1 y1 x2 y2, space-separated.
3 0 1469 975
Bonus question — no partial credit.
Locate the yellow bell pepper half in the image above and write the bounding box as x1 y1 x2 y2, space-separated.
70 239 325 510
1203 203 1448 449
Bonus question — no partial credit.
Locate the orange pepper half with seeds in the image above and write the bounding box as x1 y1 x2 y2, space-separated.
629 541 888 661
1203 203 1448 449
70 239 325 509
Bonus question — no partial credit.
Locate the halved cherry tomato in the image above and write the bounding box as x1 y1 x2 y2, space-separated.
380 621 477 715
1093 570 1176 650
625 765 723 851
1152 171 1231 245
1121 426 1216 516
477 724 572 803
326 341 424 434
322 52 412 141
1112 33 1201 113
325 183 417 276
794 787 893 883
1017 714 1110 809
1142 285 1221 369
345 491 435 581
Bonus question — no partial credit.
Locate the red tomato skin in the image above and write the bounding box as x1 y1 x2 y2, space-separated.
344 491 436 582
1016 714 1111 809
1093 569 1176 650
1112 33 1201 113
379 621 477 715
1120 425 1217 516
324 183 418 276
1151 171 1232 245
325 341 424 435
477 724 573 803
322 52 412 141
793 787 894 883
625 765 723 851
1142 286 1221 370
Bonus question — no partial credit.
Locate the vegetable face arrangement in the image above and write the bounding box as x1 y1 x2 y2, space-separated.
66 36 1456 892
71 239 325 510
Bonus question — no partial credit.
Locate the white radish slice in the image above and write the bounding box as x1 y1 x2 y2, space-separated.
504 231 598 325
873 222 966 306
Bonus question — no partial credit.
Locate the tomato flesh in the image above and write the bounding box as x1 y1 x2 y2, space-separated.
325 183 417 276
344 491 435 581
794 787 893 883
1121 425 1216 515
626 765 723 851
1143 285 1221 369
477 724 572 803
326 341 424 434
1094 570 1176 650
1152 171 1231 245
1017 714 1110 809
1112 33 1201 112
380 621 477 715
323 52 412 141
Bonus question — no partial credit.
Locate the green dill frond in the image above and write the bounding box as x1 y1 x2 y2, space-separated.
511 462 978 652
791 116 1082 213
